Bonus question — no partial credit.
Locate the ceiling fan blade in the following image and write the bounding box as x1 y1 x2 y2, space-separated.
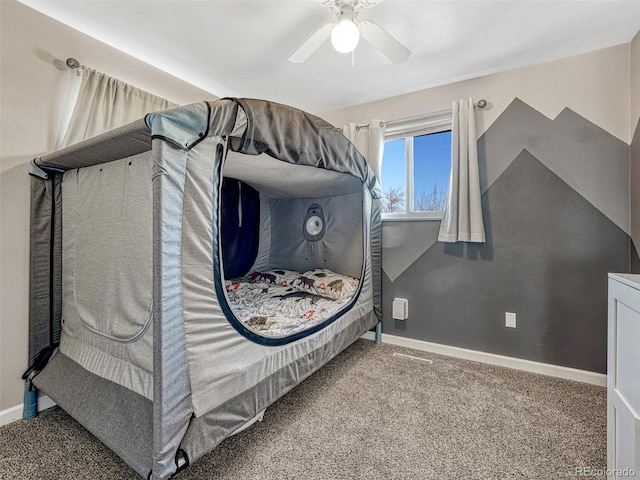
359 20 410 63
289 23 334 63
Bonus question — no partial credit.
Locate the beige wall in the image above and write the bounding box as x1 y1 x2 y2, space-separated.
632 32 640 134
0 0 213 411
631 31 640 254
322 43 631 143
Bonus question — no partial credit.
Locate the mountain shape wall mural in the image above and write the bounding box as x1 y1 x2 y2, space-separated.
382 221 441 283
383 149 638 373
383 98 632 282
478 98 629 234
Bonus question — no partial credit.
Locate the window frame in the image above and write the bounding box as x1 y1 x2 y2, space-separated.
381 110 453 221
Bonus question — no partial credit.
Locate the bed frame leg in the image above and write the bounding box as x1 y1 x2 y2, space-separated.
375 321 382 345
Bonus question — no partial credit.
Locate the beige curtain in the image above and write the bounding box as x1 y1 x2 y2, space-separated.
342 120 386 180
59 67 177 147
438 98 486 243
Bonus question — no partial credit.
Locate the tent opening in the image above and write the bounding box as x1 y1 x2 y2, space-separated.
218 151 366 342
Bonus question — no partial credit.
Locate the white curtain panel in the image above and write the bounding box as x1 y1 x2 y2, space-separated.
438 98 486 243
59 67 178 148
343 120 386 180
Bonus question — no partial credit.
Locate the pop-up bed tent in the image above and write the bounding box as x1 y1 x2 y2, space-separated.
25 98 382 479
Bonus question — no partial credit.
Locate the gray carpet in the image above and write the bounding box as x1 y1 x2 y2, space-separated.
0 339 606 479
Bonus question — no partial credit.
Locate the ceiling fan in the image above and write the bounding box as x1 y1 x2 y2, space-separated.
289 0 411 64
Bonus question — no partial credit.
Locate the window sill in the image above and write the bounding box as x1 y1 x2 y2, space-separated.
382 213 443 222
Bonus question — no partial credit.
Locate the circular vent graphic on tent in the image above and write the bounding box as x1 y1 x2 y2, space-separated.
303 204 326 241
306 216 323 236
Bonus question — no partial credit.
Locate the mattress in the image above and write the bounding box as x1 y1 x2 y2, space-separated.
225 268 359 337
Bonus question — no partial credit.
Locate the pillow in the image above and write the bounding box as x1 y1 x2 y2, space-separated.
291 268 359 300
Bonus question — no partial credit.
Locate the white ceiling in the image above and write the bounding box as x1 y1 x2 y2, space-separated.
17 0 640 114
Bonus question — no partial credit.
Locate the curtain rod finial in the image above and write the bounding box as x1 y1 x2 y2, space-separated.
66 58 81 69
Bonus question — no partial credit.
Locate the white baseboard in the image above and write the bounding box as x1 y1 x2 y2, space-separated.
0 395 57 428
361 331 607 387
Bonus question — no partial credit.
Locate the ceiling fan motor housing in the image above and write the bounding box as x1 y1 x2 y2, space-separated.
289 0 410 64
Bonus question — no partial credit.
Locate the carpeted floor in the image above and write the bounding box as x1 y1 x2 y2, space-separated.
0 339 606 479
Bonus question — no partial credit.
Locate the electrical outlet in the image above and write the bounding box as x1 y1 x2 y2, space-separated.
505 312 517 328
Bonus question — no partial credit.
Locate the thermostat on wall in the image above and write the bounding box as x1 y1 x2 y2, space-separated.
392 298 408 320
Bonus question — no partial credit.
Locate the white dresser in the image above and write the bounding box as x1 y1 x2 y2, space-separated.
608 273 640 477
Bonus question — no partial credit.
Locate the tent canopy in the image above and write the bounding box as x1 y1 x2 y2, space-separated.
33 98 382 199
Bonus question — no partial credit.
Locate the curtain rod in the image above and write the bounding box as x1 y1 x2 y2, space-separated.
354 98 488 131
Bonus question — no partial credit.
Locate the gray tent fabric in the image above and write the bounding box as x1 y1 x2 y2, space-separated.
70 154 153 342
145 101 211 150
28 174 62 364
151 140 194 480
28 98 382 480
179 307 377 465
230 98 382 198
59 152 154 400
33 351 153 477
35 119 151 171
267 193 364 279
370 197 383 321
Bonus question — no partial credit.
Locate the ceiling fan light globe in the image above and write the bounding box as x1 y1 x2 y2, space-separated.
331 19 360 53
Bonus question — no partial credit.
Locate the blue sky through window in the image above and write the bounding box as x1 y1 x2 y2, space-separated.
381 131 452 212
381 138 405 192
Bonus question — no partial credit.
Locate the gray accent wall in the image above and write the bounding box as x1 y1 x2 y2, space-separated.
382 99 639 373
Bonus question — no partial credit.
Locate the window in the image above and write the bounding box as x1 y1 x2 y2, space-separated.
381 111 452 220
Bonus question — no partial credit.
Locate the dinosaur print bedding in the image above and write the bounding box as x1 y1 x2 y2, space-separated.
224 268 360 337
